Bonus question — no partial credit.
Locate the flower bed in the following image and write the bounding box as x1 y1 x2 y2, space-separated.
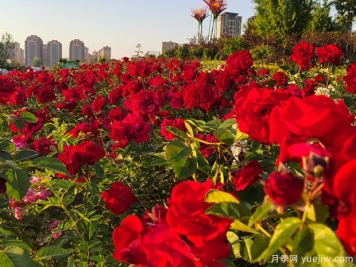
0 41 355 267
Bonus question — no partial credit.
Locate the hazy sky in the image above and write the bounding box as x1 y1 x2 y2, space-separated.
0 0 255 59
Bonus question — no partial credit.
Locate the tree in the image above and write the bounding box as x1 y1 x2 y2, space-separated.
252 0 314 47
332 0 356 31
307 0 336 32
32 57 42 67
0 32 15 69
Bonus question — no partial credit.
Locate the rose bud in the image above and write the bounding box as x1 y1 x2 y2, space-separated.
264 171 304 206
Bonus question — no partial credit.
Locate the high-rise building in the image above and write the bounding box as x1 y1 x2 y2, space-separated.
69 39 85 61
161 41 178 54
11 42 25 65
25 35 44 66
217 12 242 39
84 46 89 62
46 40 62 67
89 50 99 63
43 44 48 67
98 46 111 60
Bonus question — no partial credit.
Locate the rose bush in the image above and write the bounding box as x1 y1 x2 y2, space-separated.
0 40 356 267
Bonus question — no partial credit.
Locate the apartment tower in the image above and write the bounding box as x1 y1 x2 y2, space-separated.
46 40 62 67
69 39 85 62
25 35 44 66
98 46 111 60
217 12 242 39
11 42 25 65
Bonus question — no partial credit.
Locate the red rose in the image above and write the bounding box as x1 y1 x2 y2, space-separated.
290 41 315 70
264 171 304 206
110 114 151 144
101 182 137 215
182 82 215 112
344 63 356 93
57 148 83 176
225 50 254 78
112 215 147 264
332 159 356 218
234 87 290 144
33 137 58 156
337 214 356 257
91 96 107 113
124 90 162 115
233 160 262 191
9 87 27 105
315 44 343 65
272 71 288 87
33 86 56 103
166 180 233 262
160 118 186 140
74 140 105 165
269 95 354 148
0 76 16 104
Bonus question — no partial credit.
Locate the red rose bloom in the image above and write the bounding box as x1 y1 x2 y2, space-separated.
33 86 56 103
91 96 107 113
344 63 356 93
269 95 354 148
182 82 215 112
74 140 105 165
101 182 137 215
264 171 304 206
233 160 262 191
272 71 288 87
110 114 151 144
112 215 147 264
291 41 315 70
166 180 233 262
225 50 254 78
315 44 343 65
234 87 290 144
33 137 57 156
124 90 162 115
337 214 356 257
0 76 16 104
160 118 186 140
57 148 83 176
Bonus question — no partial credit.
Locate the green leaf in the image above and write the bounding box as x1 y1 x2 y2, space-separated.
0 246 39 267
205 189 240 204
32 156 70 176
184 120 194 136
171 156 196 179
257 217 302 262
248 199 274 227
307 204 329 223
19 112 38 123
94 163 104 178
228 233 254 262
219 118 237 129
206 202 251 219
37 245 71 260
14 150 39 162
310 224 348 267
250 235 270 262
11 118 25 130
89 221 96 240
230 220 259 234
215 128 235 145
165 126 188 139
5 169 30 201
166 140 192 162
195 150 211 175
293 227 318 267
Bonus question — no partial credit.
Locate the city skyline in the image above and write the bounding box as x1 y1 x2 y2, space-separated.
0 0 255 59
